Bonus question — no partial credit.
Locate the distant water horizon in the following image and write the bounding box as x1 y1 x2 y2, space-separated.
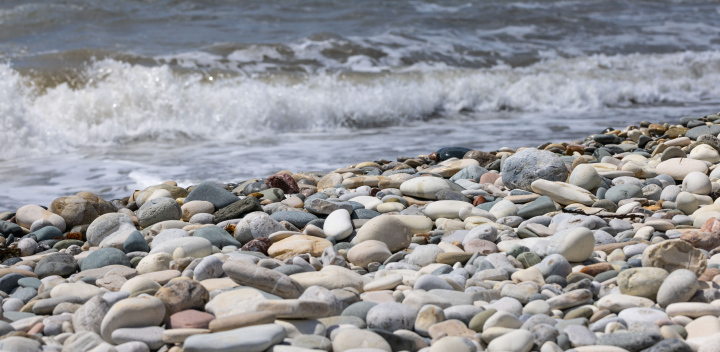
1 0 720 211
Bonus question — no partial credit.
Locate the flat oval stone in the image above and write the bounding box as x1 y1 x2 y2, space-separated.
486 328 533 352
184 323 286 352
137 197 182 228
656 158 709 181
685 124 720 140
100 295 166 341
222 261 302 299
656 269 699 308
81 248 131 271
149 237 212 258
399 177 451 200
185 182 239 210
270 211 318 229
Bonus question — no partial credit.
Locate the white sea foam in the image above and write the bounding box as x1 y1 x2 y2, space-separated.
1 50 720 161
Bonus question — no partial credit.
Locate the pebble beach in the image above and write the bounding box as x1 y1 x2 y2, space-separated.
2 112 720 352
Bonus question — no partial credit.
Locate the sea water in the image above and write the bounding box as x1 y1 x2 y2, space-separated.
1 0 720 210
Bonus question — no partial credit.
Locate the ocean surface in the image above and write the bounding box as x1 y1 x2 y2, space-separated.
1 0 720 211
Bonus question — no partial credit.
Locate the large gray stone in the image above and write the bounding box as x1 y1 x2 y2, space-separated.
86 213 135 247
123 230 150 253
137 198 182 228
270 211 318 229
73 296 112 335
546 227 595 262
185 182 239 210
81 248 131 271
502 148 568 192
686 125 720 140
366 302 417 331
193 226 241 248
234 212 286 243
34 253 77 278
657 269 699 308
605 184 644 204
183 323 286 352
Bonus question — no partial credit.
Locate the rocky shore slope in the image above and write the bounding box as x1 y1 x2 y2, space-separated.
2 113 720 352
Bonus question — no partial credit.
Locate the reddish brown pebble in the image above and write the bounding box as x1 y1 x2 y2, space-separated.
265 173 300 194
580 262 613 277
699 268 720 281
473 195 486 206
565 145 585 155
701 218 720 234
479 173 500 185
27 323 44 335
680 231 720 252
241 237 272 254
168 309 216 329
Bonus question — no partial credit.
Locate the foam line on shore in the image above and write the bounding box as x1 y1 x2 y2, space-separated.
2 50 720 160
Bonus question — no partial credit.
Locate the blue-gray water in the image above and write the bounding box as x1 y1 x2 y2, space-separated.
1 0 720 211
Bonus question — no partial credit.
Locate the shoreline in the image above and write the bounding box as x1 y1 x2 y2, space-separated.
0 111 719 351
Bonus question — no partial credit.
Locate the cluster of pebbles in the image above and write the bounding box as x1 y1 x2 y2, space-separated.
5 114 720 352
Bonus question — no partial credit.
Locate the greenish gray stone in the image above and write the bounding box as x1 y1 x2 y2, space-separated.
123 230 150 253
213 197 262 223
53 239 84 250
564 306 593 320
273 264 305 276
193 226 241 248
686 125 720 140
35 253 78 278
506 244 530 258
468 308 496 332
342 301 378 321
260 188 284 202
517 252 541 268
17 277 41 290
81 248 131 271
186 182 239 210
270 211 318 229
518 196 556 219
594 270 619 282
32 226 62 242
0 273 25 294
0 220 23 238
605 184 643 204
